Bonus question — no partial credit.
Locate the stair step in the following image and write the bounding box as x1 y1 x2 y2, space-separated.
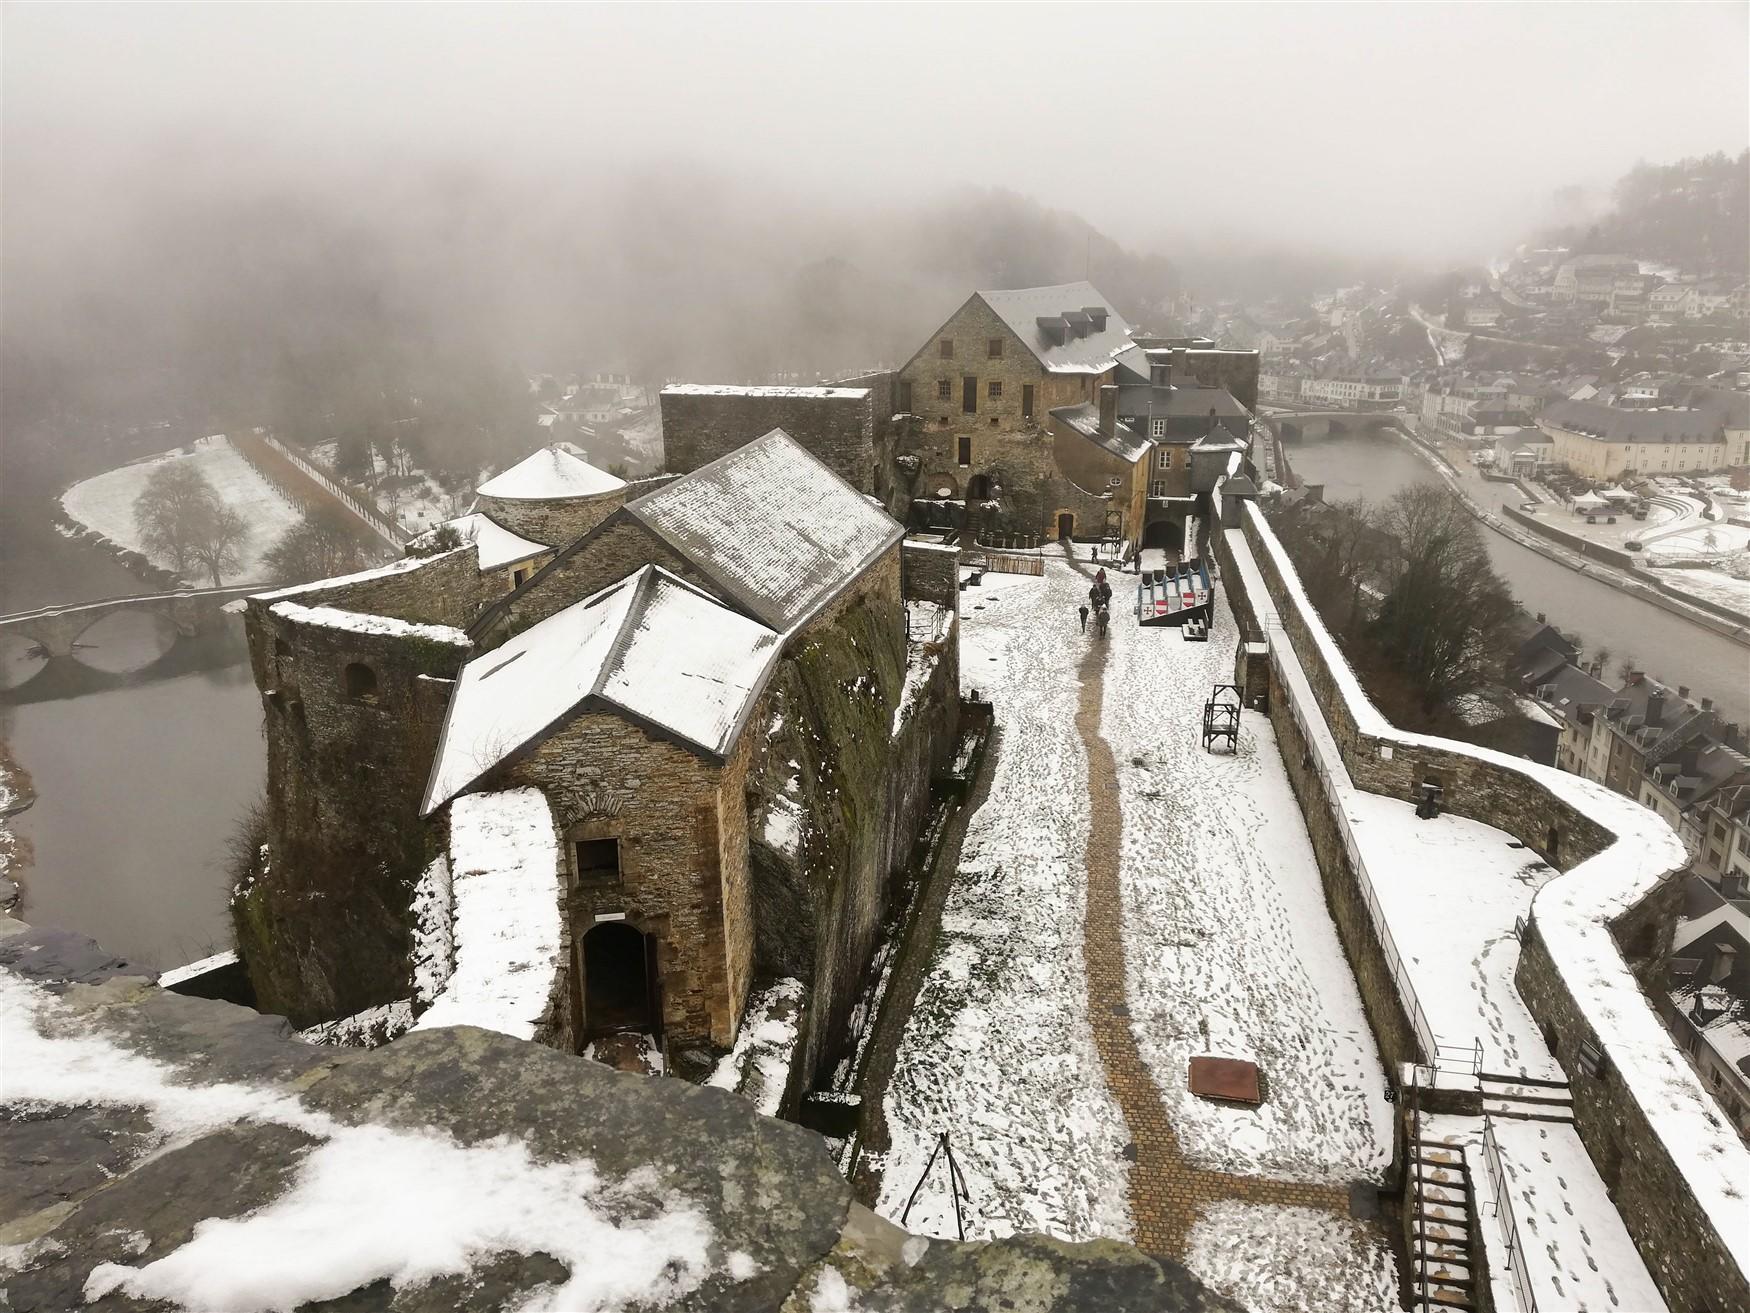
1414 1219 1471 1243
1482 1096 1575 1124
1479 1071 1570 1089
1417 1240 1471 1266
1415 1183 1467 1209
1480 1084 1574 1106
1415 1262 1475 1289
1417 1290 1476 1311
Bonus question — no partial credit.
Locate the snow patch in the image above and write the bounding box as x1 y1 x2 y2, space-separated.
707 978 803 1117
1186 1202 1397 1313
267 601 470 646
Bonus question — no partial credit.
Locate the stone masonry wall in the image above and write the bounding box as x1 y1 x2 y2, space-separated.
475 487 628 550
1515 927 1745 1313
488 710 748 1052
237 604 470 1024
260 545 502 629
1220 501 1741 1313
900 540 961 610
660 387 877 492
1169 349 1261 413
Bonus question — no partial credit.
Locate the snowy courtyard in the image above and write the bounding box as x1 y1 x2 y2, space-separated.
877 556 1394 1293
60 437 302 585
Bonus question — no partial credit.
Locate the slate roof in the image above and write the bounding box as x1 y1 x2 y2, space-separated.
621 428 903 632
422 565 781 812
420 513 549 571
1049 402 1148 463
476 446 626 500
1541 387 1750 445
978 281 1136 374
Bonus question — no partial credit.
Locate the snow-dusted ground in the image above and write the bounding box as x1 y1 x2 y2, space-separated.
1185 1201 1398 1313
1103 591 1393 1184
1425 1114 1666 1313
1649 564 1750 616
60 437 301 585
876 566 1132 1243
1349 794 1564 1081
1648 522 1750 558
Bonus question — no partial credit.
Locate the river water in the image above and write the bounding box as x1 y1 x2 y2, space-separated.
1287 432 1750 727
1 516 263 972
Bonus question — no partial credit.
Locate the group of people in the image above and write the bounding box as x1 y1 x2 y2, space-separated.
1079 568 1113 638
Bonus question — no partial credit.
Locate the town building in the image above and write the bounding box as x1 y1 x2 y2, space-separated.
1658 876 1750 1139
1538 385 1750 479
1564 671 1718 801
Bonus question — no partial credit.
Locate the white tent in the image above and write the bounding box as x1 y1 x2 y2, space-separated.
1600 486 1636 503
1572 492 1608 511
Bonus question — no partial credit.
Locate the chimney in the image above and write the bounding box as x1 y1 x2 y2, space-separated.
1629 669 1645 685
1084 306 1108 331
1099 385 1118 439
1036 316 1068 348
1150 361 1171 388
1702 697 1714 712
1678 685 1690 700
1646 691 1665 728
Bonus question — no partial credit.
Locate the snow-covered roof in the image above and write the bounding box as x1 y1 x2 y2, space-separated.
976 282 1136 375
423 566 780 812
476 445 625 501
622 427 903 632
413 788 562 1041
419 513 548 571
660 384 869 400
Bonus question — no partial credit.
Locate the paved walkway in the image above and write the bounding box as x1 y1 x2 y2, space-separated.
1070 570 1351 1256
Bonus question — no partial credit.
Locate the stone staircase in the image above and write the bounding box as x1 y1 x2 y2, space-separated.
1480 1072 1574 1124
1409 1134 1478 1312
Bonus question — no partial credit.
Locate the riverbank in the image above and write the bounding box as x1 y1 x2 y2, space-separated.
1385 423 1750 648
0 736 37 909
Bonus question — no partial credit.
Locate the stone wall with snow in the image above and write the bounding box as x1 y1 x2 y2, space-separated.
1215 495 1748 1313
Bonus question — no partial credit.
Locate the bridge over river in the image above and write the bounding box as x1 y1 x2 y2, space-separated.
0 585 258 703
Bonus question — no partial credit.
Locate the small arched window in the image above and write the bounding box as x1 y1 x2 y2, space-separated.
344 661 379 705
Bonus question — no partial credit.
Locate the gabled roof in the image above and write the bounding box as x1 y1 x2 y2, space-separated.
476 445 626 501
422 565 780 813
619 428 902 632
976 281 1136 375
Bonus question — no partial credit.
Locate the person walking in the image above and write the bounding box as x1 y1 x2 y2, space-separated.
1078 603 1089 633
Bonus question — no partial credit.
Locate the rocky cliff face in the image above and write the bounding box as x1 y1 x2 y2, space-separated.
0 919 1237 1312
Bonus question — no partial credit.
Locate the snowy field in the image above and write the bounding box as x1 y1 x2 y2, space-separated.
1102 591 1393 1184
1349 795 1564 1081
1185 1201 1398 1313
876 566 1132 1242
60 437 301 585
1648 522 1750 557
1650 565 1750 616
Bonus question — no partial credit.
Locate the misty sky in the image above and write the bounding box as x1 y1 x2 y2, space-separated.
6 2 1746 264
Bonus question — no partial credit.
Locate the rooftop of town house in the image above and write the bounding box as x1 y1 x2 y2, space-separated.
974 280 1137 375
1541 387 1750 445
422 564 781 813
1048 401 1148 462
1189 424 1247 454
475 444 626 501
659 384 870 400
412 512 549 571
1530 661 1614 727
617 427 903 633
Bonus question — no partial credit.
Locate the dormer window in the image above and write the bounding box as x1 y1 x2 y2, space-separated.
1151 419 1168 440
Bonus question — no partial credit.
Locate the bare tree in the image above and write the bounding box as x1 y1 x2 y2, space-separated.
263 504 372 584
189 502 249 586
1369 485 1519 713
133 463 217 578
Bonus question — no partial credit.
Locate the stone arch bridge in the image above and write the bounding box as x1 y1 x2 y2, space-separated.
1259 409 1411 443
0 585 259 660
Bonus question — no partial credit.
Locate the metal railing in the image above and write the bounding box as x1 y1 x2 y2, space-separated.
1482 1117 1540 1313
250 433 410 548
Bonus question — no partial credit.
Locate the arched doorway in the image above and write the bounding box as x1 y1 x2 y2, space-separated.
966 473 992 501
582 922 658 1036
1142 518 1184 552
1056 512 1075 540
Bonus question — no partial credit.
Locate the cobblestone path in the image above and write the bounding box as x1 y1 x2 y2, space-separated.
1071 577 1352 1255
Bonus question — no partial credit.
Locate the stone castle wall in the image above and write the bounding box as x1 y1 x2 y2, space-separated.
1218 497 1744 1313
660 387 876 492
900 540 961 610
475 487 628 550
238 598 471 1023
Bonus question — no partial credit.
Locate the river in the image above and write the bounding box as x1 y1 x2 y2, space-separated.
1 512 263 972
1286 431 1750 727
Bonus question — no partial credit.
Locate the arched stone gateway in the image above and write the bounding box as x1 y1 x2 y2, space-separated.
1142 518 1184 552
581 921 659 1037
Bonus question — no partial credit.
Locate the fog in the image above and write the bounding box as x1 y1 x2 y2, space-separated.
3 3 1746 472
